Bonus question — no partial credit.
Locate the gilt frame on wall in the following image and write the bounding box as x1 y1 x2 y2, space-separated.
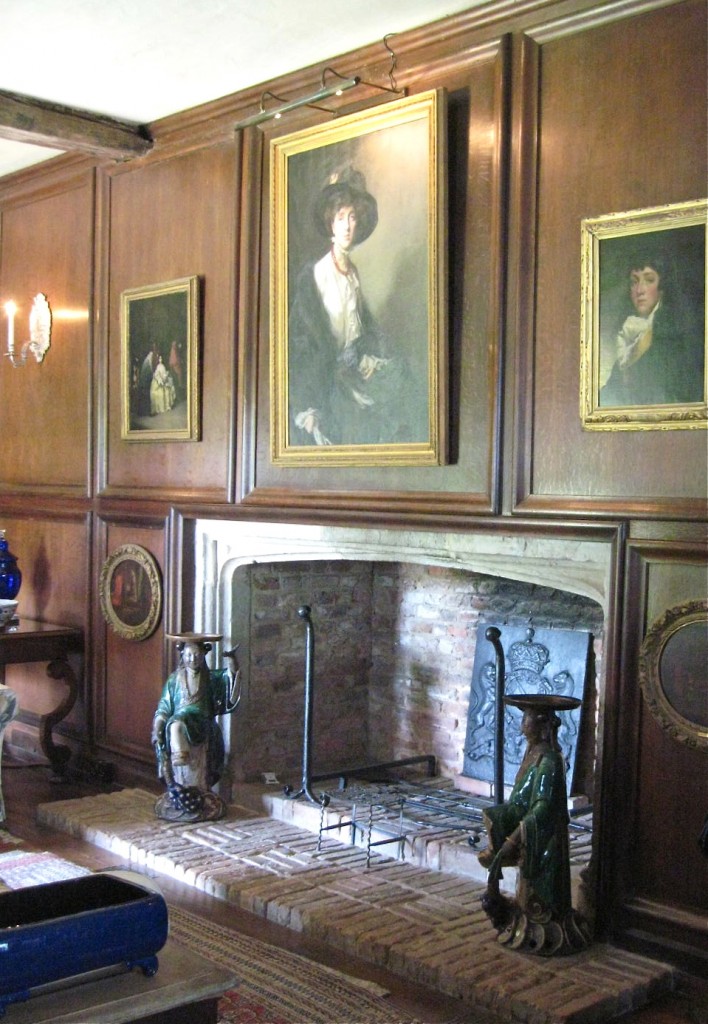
99 544 163 642
580 199 707 431
121 276 200 442
270 88 448 467
638 599 708 751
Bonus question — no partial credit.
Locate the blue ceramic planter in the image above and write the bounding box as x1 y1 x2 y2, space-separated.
0 870 169 1015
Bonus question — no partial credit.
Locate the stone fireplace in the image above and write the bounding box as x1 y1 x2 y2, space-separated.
190 520 611 806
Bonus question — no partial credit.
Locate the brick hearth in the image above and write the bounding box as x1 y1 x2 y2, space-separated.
38 787 675 1024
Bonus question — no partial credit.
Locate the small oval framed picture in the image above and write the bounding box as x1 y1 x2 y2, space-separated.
99 544 162 642
638 599 708 750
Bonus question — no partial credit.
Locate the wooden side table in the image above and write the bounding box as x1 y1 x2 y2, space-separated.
0 619 83 778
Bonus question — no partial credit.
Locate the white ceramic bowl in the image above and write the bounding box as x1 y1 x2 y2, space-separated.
0 599 18 627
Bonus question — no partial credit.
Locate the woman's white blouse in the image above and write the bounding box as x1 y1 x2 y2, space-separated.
314 250 362 348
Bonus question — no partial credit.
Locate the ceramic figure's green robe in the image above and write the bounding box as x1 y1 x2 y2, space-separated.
154 665 237 788
483 746 572 919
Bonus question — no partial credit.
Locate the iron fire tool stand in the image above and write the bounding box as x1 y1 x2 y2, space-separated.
283 606 437 808
485 625 507 806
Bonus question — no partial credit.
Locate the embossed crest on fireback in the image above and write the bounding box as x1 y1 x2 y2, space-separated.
462 625 591 789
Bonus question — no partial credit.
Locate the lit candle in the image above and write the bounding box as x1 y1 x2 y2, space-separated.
4 301 17 356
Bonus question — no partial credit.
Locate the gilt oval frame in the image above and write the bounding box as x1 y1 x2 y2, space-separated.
99 544 162 642
638 599 708 751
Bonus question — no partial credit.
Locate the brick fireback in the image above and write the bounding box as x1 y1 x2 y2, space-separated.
226 560 603 796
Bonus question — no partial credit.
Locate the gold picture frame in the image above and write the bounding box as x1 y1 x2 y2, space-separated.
99 544 163 642
121 276 200 442
270 88 448 467
638 599 708 751
580 199 707 431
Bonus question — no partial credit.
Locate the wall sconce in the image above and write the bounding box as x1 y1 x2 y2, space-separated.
3 294 52 367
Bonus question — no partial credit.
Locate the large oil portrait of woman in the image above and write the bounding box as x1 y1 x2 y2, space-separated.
580 199 707 431
270 89 448 467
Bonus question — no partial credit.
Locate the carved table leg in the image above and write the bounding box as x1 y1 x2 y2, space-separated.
41 657 79 778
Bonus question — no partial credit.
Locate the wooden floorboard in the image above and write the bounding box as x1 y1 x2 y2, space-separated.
2 761 705 1024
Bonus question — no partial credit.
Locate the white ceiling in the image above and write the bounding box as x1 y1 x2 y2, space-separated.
0 0 480 178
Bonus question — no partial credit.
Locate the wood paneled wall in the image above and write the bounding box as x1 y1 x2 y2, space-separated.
519 1 707 514
100 143 238 503
0 0 705 970
0 168 94 497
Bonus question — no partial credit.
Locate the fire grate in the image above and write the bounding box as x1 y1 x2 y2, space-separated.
313 775 593 872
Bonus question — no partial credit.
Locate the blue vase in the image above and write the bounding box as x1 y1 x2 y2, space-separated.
0 531 21 600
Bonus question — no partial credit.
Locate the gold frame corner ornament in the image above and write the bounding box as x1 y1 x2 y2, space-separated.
638 598 708 751
99 544 163 642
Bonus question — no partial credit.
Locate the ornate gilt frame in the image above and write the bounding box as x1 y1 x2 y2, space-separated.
638 599 708 751
270 88 448 467
99 544 163 642
580 199 707 431
121 276 200 442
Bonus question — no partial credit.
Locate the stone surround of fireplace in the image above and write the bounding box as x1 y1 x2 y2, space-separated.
189 519 611 801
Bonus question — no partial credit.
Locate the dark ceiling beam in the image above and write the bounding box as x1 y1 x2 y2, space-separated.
0 89 153 161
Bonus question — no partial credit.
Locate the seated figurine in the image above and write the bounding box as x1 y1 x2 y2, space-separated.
151 633 241 821
478 693 591 956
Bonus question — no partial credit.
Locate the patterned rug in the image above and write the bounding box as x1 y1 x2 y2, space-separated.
0 848 89 890
0 850 424 1024
169 903 422 1024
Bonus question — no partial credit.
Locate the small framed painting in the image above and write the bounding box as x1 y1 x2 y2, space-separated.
580 199 707 431
639 599 708 750
99 544 163 642
270 89 448 467
121 276 200 442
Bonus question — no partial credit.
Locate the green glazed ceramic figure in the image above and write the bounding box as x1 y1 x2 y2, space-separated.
478 694 591 956
151 633 241 822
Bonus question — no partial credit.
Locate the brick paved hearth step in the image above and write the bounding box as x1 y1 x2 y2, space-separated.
37 788 677 1024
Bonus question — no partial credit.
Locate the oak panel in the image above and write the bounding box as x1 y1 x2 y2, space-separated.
522 0 707 513
93 519 168 761
102 144 237 502
243 45 506 513
0 175 93 494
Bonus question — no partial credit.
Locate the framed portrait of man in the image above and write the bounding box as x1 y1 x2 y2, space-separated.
270 89 448 467
580 199 707 431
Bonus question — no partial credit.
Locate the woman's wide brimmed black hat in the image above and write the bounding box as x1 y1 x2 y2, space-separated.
503 693 582 713
313 165 378 244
